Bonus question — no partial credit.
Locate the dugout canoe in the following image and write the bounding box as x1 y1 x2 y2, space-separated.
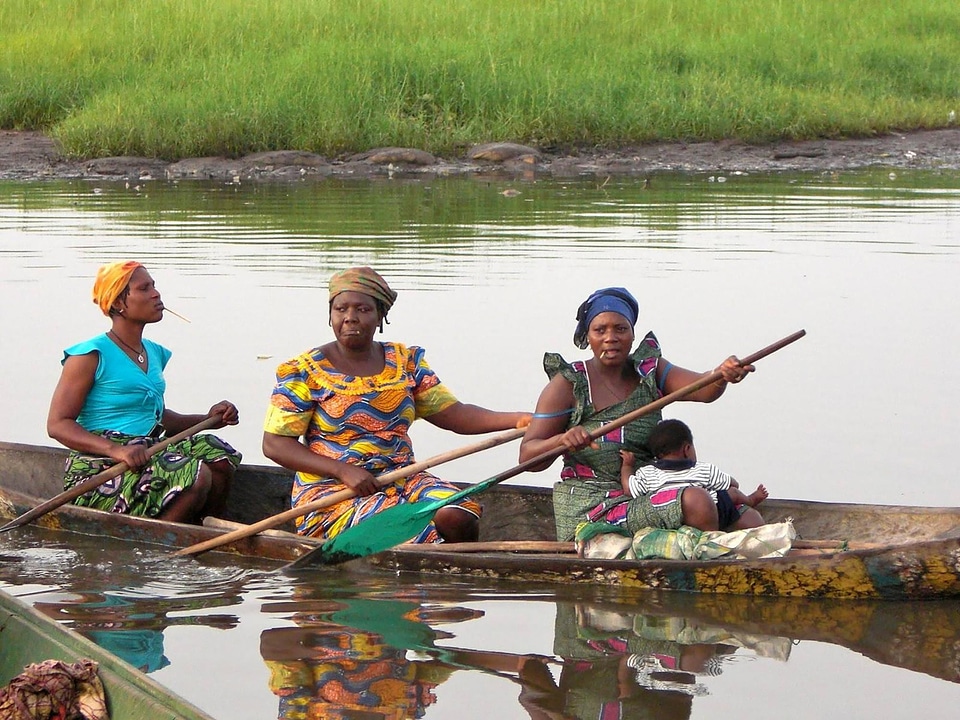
2 440 960 600
0 586 214 720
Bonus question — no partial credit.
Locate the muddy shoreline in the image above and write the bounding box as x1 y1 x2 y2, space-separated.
2 128 960 183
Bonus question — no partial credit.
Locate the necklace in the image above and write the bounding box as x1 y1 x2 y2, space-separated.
587 362 634 403
109 331 145 364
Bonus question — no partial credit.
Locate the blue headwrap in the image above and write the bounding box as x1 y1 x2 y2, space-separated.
573 287 639 349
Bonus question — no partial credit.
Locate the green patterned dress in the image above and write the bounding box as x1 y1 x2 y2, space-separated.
549 332 684 541
64 432 240 518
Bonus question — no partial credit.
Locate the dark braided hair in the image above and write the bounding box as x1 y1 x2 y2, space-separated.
375 299 390 333
108 285 132 316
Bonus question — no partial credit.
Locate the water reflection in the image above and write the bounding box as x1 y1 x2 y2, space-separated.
538 601 787 718
3 526 960 719
256 585 960 719
33 590 242 673
0 528 256 677
2 172 958 290
260 593 486 719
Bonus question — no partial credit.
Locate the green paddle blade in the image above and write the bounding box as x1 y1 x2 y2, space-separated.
284 477 500 570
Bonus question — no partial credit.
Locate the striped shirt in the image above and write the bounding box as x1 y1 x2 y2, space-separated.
628 461 733 502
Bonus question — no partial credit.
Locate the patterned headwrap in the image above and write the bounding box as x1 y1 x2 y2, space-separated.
572 287 639 349
92 261 142 316
328 266 398 312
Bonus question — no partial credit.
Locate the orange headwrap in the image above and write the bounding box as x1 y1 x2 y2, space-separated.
92 261 142 316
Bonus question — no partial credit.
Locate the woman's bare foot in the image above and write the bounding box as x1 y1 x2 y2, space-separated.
747 484 769 507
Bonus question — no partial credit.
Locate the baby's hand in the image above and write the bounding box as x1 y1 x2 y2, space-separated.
619 449 635 467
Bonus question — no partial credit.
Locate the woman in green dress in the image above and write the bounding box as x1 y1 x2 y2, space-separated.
518 287 753 542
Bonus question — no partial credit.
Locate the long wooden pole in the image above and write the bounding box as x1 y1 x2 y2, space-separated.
0 416 220 533
172 425 527 557
393 538 863 554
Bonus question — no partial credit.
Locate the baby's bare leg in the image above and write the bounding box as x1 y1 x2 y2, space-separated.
731 506 764 530
727 487 753 507
725 485 769 529
728 484 768 508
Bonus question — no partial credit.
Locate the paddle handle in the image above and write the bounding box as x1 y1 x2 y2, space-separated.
172 425 527 557
583 328 807 443
397 540 575 554
0 416 221 533
315 426 525 509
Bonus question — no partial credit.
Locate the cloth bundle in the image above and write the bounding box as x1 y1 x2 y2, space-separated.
0 658 107 720
575 520 797 561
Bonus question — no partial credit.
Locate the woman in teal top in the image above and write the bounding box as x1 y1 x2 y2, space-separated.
518 287 754 542
46 261 241 523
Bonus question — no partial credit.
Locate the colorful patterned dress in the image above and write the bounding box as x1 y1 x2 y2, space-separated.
264 342 482 540
549 332 686 541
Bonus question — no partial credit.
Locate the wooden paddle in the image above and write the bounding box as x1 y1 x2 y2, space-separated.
285 329 807 569
0 416 220 533
172 425 528 557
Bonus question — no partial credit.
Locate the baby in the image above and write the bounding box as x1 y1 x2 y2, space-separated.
621 419 767 530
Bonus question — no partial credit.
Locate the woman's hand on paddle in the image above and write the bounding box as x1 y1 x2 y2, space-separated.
716 356 754 384
262 432 381 497
337 464 380 496
109 443 151 470
206 400 239 428
559 425 597 452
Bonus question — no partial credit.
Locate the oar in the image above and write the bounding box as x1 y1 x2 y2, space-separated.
286 329 806 569
171 425 528 557
0 416 220 533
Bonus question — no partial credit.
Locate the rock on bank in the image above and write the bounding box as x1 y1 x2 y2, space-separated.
2 129 960 183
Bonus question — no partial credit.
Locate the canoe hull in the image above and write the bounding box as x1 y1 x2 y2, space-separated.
372 534 960 600
3 441 960 600
0 483 318 563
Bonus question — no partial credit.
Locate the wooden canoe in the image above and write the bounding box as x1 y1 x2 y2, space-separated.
0 586 215 720
3 440 960 600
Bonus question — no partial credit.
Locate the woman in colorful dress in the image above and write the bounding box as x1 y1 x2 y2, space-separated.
261 266 529 543
518 287 753 542
47 261 241 523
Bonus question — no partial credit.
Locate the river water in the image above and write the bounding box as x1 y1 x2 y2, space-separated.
1 171 959 718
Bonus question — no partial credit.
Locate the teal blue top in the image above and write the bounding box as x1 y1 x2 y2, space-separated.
63 333 171 436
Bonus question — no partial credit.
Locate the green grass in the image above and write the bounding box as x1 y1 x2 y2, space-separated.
1 0 958 158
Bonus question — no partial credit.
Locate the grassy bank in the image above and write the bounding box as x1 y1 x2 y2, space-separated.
2 0 958 159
